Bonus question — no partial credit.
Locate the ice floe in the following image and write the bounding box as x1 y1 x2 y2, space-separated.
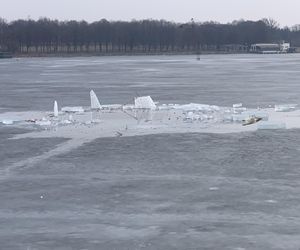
2 91 300 145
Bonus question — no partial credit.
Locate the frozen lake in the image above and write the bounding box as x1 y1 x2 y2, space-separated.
1 54 300 249
1 54 300 112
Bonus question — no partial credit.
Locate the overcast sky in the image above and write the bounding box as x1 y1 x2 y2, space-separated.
1 0 300 27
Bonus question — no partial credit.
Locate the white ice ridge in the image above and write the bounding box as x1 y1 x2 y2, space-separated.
1 92 300 172
90 90 101 110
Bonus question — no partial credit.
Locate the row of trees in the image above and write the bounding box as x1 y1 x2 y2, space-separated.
0 17 300 54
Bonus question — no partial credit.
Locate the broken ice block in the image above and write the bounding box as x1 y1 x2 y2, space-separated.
134 96 156 110
61 106 85 113
274 104 297 112
233 103 242 108
1 120 14 125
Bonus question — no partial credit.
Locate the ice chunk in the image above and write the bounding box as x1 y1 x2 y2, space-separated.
257 122 286 130
274 104 297 112
232 103 247 114
54 100 58 117
90 90 101 110
174 103 220 112
185 111 200 121
233 103 242 108
233 107 247 114
102 104 123 110
36 120 51 126
134 96 156 110
61 106 85 113
1 120 14 125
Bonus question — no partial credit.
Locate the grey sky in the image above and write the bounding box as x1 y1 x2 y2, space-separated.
1 0 300 27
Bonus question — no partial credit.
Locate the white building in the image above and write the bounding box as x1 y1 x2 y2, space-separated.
250 42 290 54
280 42 290 53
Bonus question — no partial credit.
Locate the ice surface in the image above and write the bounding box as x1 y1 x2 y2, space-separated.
102 104 123 110
2 56 300 250
122 104 135 110
231 113 250 122
257 122 286 130
233 107 247 114
35 120 51 126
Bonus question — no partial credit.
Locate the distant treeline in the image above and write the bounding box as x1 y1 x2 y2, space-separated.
1 17 300 55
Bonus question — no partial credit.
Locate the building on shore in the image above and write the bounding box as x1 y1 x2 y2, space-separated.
0 52 12 59
250 42 291 54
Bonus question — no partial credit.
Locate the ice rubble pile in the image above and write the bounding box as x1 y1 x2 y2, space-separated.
0 91 298 132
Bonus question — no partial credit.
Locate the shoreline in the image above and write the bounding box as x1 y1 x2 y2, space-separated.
8 51 274 58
